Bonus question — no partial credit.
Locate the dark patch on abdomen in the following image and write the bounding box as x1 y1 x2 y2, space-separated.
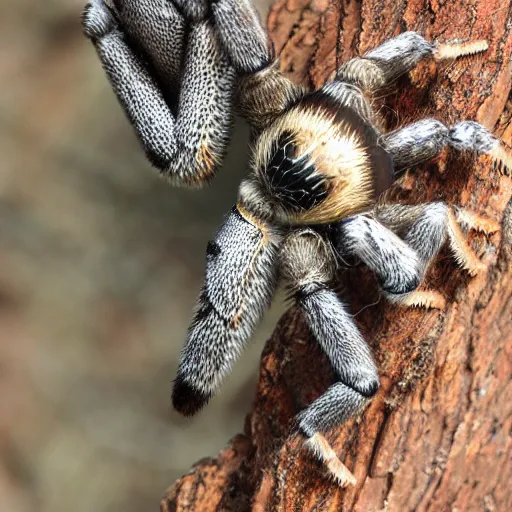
263 131 329 211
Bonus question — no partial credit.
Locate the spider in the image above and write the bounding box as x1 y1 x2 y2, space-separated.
82 0 510 486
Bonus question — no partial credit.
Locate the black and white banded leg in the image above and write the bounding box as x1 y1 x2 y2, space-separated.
211 0 270 74
373 202 500 308
172 0 209 21
172 206 282 415
332 31 511 174
213 1 305 134
337 210 447 309
173 0 271 73
219 0 304 135
381 119 512 175
339 214 423 294
280 230 380 487
82 0 236 186
336 31 488 94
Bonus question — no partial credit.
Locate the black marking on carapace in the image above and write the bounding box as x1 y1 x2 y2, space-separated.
264 131 330 211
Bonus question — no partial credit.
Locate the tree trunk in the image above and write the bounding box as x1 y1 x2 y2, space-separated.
161 1 512 510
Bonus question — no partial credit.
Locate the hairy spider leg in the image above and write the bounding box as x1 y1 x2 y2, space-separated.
172 206 281 415
237 65 305 135
172 0 209 21
211 0 270 74
304 432 357 487
381 119 512 175
82 0 235 186
319 81 375 124
336 31 488 94
221 0 305 136
108 0 186 103
339 215 423 295
330 31 511 175
213 1 305 134
372 202 499 308
280 231 379 487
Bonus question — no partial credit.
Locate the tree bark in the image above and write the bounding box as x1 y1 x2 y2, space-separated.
161 1 512 510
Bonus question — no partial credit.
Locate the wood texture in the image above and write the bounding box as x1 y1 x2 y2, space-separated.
162 1 512 510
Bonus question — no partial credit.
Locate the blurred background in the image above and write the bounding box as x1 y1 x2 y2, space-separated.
0 1 280 510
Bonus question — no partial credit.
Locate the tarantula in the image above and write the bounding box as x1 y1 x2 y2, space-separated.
82 0 510 486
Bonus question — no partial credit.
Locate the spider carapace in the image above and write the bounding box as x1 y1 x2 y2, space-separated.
82 0 510 486
240 89 394 227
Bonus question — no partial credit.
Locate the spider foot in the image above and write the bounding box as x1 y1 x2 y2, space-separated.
489 143 512 176
82 0 117 40
434 39 488 61
304 433 356 488
454 208 501 235
385 289 446 310
447 208 488 276
448 121 510 173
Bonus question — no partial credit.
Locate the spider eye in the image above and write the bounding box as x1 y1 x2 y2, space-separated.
206 240 221 258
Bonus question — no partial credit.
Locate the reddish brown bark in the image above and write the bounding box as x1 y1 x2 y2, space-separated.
162 1 512 510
